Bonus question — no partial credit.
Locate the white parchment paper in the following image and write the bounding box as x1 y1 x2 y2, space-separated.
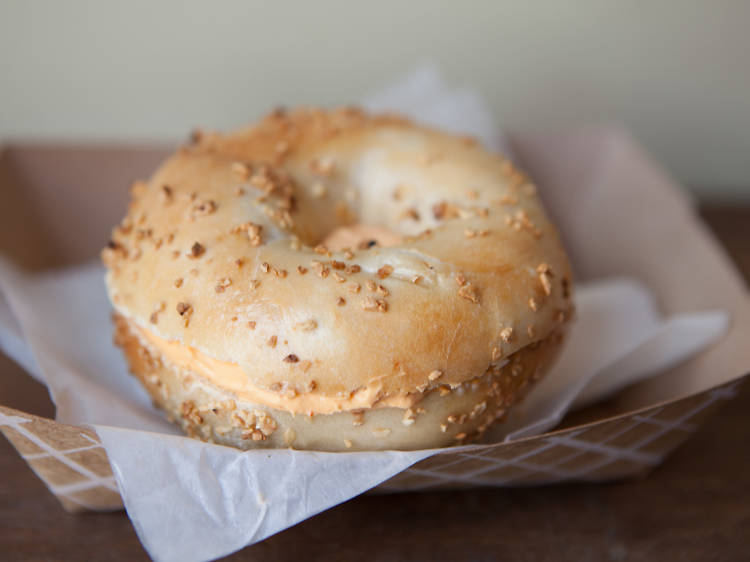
0 66 730 562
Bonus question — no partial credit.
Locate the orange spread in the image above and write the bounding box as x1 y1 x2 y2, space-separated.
134 323 420 415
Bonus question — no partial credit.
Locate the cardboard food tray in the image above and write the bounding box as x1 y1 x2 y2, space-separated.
1 128 748 514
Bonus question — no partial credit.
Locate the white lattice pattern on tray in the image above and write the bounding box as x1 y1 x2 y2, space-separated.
0 410 123 512
377 382 742 491
0 379 743 512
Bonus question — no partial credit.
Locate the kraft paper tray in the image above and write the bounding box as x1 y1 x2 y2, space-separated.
1 129 749 513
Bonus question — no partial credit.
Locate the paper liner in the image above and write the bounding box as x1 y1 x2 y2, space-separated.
2 375 743 513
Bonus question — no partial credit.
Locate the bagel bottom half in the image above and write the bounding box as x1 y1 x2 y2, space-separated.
114 313 566 451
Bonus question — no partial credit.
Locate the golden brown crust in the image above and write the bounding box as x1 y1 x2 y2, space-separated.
114 312 567 451
103 107 574 449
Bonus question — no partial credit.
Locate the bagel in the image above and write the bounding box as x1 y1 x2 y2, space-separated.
102 107 574 451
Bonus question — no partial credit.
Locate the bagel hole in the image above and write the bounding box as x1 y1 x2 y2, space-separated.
321 224 403 252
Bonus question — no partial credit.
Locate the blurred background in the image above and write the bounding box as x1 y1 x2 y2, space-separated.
1 0 749 200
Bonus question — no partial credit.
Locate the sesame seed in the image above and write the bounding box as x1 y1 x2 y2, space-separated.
297 265 308 274
160 185 173 204
149 302 165 324
188 242 205 258
347 282 361 294
458 284 480 303
428 370 443 381
377 265 393 279
261 262 271 273
411 274 423 284
231 222 263 246
215 277 232 293
400 208 420 221
332 272 346 283
189 128 203 144
248 321 256 330
344 264 361 274
539 272 553 296
283 354 299 363
176 302 193 326
267 335 277 347
191 199 217 217
362 296 388 312
293 319 317 331
528 298 538 311
343 439 353 449
336 297 346 306
500 327 514 342
174 278 183 288
402 409 416 426
432 201 460 220
509 209 542 238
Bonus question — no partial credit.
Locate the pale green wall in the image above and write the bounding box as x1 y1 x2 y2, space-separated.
1 1 749 198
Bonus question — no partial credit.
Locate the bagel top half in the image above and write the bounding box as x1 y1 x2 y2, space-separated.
102 107 573 417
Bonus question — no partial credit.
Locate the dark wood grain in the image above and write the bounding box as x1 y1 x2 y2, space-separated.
1 205 748 562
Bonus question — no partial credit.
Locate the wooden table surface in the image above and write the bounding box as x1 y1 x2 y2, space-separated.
1 205 748 562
